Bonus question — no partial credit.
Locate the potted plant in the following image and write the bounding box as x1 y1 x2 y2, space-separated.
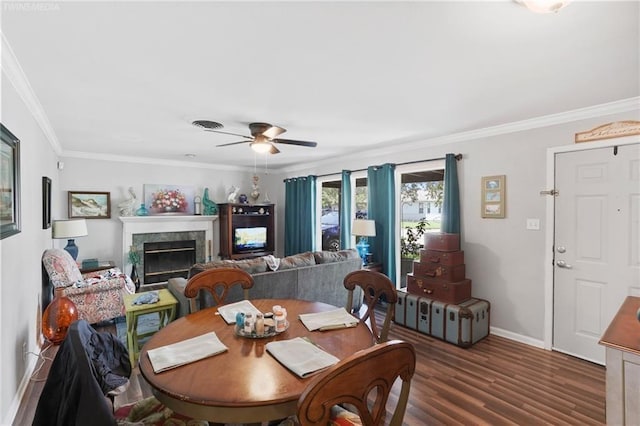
400 218 428 286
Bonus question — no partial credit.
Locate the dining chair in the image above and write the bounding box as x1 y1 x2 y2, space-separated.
344 269 398 343
296 340 416 426
183 267 255 312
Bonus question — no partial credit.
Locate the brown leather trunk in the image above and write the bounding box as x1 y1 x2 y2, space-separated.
419 249 465 266
407 274 471 304
412 262 466 282
424 233 460 252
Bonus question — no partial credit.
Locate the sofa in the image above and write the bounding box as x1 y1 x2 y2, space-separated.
168 249 363 317
42 249 136 324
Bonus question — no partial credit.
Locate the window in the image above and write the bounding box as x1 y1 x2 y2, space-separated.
399 168 445 286
320 180 341 251
318 175 368 252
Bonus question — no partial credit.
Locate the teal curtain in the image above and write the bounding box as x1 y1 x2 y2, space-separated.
339 170 352 249
284 175 317 256
441 153 461 234
367 163 396 284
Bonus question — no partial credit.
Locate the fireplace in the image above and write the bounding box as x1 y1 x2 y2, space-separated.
143 239 196 284
120 215 219 286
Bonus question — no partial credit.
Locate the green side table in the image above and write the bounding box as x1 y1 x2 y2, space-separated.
123 288 178 368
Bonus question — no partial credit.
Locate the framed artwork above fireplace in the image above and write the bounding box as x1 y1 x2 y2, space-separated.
144 184 196 215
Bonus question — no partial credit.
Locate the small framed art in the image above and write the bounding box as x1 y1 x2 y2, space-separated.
68 191 111 219
481 175 506 218
42 177 52 229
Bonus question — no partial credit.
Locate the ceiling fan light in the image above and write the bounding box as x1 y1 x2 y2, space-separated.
250 141 272 154
519 0 571 13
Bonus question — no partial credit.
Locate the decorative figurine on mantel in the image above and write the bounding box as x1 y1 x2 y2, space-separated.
202 188 217 215
227 185 239 203
118 187 137 217
250 174 260 203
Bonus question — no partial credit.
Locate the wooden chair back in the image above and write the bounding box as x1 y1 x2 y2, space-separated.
183 268 254 312
297 340 416 426
344 269 398 343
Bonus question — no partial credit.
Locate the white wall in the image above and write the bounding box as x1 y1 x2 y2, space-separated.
0 72 60 423
55 158 285 268
283 110 640 343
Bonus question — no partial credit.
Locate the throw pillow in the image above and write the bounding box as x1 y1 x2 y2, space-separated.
279 252 316 270
42 249 84 288
233 258 268 274
264 255 280 271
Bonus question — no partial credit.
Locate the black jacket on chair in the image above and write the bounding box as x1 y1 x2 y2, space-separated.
33 320 131 426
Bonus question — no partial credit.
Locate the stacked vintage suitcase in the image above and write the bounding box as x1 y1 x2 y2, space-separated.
395 232 490 348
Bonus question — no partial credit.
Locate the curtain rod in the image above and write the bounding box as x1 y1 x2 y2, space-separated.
313 153 462 179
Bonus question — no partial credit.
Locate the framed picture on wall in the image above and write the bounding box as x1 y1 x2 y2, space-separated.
42 177 52 229
68 191 111 219
1 124 21 239
481 175 506 218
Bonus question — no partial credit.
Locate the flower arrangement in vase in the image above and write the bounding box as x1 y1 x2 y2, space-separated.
150 188 188 213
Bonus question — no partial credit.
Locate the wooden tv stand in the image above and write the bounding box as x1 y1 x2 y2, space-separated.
218 203 274 260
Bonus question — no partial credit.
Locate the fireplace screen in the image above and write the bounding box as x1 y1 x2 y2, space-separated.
143 240 196 284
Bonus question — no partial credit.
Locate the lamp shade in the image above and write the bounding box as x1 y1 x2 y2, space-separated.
52 219 88 239
352 219 376 237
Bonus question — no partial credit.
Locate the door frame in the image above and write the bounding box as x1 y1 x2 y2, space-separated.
543 135 640 351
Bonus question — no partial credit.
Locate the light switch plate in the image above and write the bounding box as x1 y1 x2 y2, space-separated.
526 218 540 230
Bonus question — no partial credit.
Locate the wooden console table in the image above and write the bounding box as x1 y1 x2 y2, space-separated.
599 296 640 425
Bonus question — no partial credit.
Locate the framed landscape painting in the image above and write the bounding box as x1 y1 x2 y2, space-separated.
68 191 111 219
1 124 21 239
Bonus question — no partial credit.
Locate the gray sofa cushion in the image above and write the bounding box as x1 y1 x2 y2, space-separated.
313 249 360 264
278 251 316 270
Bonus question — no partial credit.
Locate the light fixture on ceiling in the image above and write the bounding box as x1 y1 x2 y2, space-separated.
519 0 571 13
250 135 273 154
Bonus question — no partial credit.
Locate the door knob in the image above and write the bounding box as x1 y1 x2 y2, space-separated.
556 260 572 269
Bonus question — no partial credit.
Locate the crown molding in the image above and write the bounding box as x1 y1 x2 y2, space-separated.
60 150 253 173
280 96 640 175
1 32 62 155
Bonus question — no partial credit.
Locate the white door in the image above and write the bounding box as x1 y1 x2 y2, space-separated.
553 143 640 364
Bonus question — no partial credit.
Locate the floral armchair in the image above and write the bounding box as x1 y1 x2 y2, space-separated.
42 249 136 324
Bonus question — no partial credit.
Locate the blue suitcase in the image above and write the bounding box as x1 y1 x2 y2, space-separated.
394 290 490 348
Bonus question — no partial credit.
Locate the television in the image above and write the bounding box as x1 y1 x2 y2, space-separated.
233 226 268 253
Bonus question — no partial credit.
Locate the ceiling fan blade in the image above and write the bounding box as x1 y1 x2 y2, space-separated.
269 144 281 154
216 140 252 147
204 129 252 139
272 138 318 148
262 125 286 139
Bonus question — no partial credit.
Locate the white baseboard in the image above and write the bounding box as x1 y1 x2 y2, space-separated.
490 326 545 349
2 347 41 426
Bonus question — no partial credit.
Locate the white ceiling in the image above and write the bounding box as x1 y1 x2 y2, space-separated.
2 1 639 171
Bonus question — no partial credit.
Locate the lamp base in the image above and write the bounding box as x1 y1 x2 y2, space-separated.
356 240 369 265
64 239 79 260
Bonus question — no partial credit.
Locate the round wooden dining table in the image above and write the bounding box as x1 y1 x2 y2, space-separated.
138 298 375 423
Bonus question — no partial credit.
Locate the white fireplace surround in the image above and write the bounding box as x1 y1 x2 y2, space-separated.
120 215 218 271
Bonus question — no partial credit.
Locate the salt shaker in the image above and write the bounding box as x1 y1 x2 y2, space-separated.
255 313 265 336
244 313 253 334
275 309 286 332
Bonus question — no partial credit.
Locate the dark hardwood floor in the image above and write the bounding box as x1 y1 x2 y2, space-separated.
14 306 606 425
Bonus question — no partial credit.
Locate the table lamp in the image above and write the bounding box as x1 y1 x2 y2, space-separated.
352 219 376 265
52 219 88 260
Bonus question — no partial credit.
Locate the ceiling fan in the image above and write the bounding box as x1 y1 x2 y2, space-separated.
192 121 318 154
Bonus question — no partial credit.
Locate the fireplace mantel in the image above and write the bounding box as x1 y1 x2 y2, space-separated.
120 215 218 273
